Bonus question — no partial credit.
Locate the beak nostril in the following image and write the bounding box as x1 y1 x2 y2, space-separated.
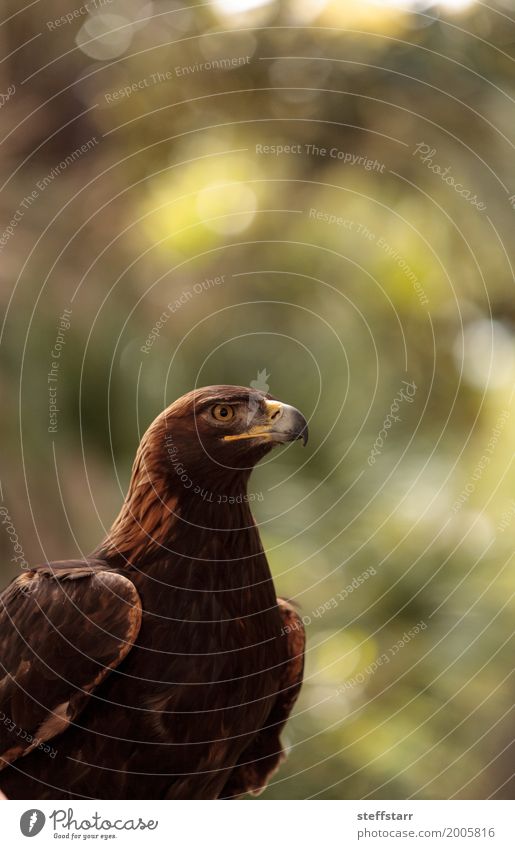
270 408 282 420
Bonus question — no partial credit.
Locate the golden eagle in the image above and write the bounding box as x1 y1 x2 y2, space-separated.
0 386 307 799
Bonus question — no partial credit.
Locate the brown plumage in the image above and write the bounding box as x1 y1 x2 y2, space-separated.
0 386 307 799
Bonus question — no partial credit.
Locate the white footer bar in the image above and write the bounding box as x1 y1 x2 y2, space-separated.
2 799 513 849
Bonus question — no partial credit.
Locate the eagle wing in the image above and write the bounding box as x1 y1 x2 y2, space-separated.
0 562 141 769
220 598 305 798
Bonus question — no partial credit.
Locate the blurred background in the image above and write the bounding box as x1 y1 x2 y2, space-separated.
0 0 514 799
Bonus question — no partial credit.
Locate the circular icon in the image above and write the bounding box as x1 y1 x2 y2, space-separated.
20 809 46 837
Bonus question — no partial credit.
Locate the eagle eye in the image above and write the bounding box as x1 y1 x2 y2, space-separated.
211 404 235 422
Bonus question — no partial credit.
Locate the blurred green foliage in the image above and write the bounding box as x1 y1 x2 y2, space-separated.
0 0 514 799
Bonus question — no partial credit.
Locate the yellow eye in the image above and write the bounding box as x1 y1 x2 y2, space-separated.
212 404 235 422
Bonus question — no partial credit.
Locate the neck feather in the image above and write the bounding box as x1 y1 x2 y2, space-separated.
94 425 258 567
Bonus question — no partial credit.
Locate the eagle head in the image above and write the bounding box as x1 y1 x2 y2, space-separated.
158 385 308 474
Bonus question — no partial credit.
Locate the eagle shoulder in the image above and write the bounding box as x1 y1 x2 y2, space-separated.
0 562 142 769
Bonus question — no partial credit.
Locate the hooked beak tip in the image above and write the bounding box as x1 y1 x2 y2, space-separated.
274 403 308 447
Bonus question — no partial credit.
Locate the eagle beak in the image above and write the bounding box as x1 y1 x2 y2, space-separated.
223 400 309 446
